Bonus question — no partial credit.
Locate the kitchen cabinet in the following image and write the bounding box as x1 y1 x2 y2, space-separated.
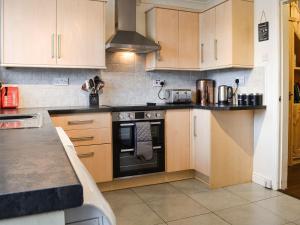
200 0 253 70
146 8 199 71
165 109 191 172
1 0 106 69
191 109 254 188
51 113 113 183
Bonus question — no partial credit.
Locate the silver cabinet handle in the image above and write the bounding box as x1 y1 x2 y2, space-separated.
51 34 55 59
78 152 95 158
70 136 94 142
194 116 197 137
121 148 135 153
214 39 218 60
201 43 204 63
153 146 162 150
58 34 62 59
68 120 94 125
150 122 161 125
157 41 161 61
120 123 135 127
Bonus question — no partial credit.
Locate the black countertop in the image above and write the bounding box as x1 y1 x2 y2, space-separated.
0 103 266 220
0 108 83 220
48 104 267 114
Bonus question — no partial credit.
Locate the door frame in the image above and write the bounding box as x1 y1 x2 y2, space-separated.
279 0 292 190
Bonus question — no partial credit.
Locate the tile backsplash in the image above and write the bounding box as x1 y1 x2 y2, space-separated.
0 53 265 108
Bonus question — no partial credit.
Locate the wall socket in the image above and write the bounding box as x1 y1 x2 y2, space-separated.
153 79 165 87
235 75 245 86
53 77 69 86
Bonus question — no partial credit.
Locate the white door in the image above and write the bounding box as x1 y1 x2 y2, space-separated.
2 0 57 66
57 0 105 68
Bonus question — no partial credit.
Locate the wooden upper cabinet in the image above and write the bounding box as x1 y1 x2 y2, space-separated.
200 8 216 69
1 0 57 66
200 0 253 70
1 0 106 69
146 8 199 71
165 109 191 172
57 0 105 68
179 11 199 69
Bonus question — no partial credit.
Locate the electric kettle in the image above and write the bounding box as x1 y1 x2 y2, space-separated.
218 85 233 105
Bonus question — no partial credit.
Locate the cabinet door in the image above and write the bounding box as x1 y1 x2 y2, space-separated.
76 144 112 183
179 11 199 69
165 109 190 172
156 8 179 69
200 8 216 69
215 0 232 67
57 0 105 68
2 0 57 66
192 110 211 177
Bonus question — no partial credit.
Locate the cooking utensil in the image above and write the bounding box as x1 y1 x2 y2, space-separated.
94 76 100 86
81 80 90 92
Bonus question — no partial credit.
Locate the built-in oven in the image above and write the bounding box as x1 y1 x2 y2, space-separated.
112 111 165 178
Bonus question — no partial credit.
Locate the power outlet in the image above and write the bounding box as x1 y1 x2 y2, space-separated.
53 77 69 86
153 79 165 87
235 75 245 86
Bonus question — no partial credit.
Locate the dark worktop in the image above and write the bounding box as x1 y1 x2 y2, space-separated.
48 104 266 114
0 108 83 220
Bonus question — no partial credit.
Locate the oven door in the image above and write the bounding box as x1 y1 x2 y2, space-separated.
113 120 165 178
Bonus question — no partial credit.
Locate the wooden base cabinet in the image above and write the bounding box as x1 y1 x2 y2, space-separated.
51 113 113 183
191 109 254 188
76 145 112 183
165 109 191 172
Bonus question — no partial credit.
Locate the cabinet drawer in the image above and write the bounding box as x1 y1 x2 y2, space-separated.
66 128 111 147
76 144 112 183
51 113 111 130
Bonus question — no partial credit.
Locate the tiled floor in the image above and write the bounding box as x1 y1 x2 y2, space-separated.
103 179 300 225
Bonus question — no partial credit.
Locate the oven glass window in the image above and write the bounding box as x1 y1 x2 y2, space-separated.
118 126 135 149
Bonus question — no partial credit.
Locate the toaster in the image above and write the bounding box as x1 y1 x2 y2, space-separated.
1 86 19 109
165 89 192 104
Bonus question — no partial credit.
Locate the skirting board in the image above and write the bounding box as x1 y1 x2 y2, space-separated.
252 172 274 190
98 170 195 192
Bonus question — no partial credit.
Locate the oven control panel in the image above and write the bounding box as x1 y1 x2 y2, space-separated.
112 111 165 122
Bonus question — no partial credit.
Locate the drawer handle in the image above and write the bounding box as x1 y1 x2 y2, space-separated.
68 120 94 125
121 148 135 153
70 136 94 142
78 152 95 158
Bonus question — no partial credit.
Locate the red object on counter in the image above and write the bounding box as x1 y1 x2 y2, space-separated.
1 86 19 109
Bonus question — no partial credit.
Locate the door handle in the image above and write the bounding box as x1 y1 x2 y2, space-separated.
51 34 55 59
68 120 94 125
157 41 161 61
193 116 197 137
201 43 204 63
78 152 95 158
70 136 94 142
214 39 218 60
120 123 135 127
121 148 135 153
58 34 62 59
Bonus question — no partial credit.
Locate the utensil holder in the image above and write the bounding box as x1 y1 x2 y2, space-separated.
89 93 99 107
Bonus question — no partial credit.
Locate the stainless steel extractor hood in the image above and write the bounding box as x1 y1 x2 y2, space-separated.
106 0 160 54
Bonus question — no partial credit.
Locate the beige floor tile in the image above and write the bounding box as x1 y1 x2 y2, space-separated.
147 194 209 222
170 179 210 195
113 203 164 225
189 189 249 211
167 213 230 225
103 189 143 209
225 183 281 202
294 219 300 224
216 204 288 225
132 183 184 202
255 195 300 221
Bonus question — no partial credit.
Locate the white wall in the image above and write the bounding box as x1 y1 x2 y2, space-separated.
252 0 281 189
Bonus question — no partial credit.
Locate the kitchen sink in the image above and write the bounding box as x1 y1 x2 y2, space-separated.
0 113 43 129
